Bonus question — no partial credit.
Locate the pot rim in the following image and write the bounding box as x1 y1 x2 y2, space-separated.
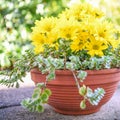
31 68 120 75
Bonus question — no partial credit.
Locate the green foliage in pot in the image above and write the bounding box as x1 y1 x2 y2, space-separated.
0 2 120 113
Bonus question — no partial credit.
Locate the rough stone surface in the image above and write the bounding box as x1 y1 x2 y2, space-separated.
0 73 120 120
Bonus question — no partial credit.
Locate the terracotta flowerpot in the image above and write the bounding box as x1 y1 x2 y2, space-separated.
30 68 120 115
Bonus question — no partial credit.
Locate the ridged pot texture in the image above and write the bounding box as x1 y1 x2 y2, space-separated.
31 68 120 115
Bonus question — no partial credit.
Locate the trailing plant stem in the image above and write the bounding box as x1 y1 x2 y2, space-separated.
64 53 67 70
44 78 48 87
72 71 80 90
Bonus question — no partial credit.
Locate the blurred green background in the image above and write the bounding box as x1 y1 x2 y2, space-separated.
0 0 120 69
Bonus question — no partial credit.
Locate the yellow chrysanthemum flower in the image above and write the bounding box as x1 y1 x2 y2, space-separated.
71 39 86 51
91 20 115 42
86 36 108 56
56 17 78 40
31 2 120 57
61 3 104 21
58 9 71 20
108 39 120 49
70 25 89 51
33 17 57 34
31 33 46 54
31 17 59 54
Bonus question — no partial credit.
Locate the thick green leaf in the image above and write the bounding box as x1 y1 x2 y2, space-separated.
41 93 49 102
80 100 86 109
44 88 52 96
46 72 55 80
87 88 105 105
36 105 44 112
37 98 42 103
77 70 87 82
36 83 45 88
33 88 41 94
79 85 87 96
21 98 30 107
86 87 93 97
32 93 40 99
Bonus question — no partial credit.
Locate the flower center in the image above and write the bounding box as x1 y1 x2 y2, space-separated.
99 32 105 38
93 45 99 50
66 34 71 38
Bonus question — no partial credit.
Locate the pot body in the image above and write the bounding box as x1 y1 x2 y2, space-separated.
30 68 120 115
